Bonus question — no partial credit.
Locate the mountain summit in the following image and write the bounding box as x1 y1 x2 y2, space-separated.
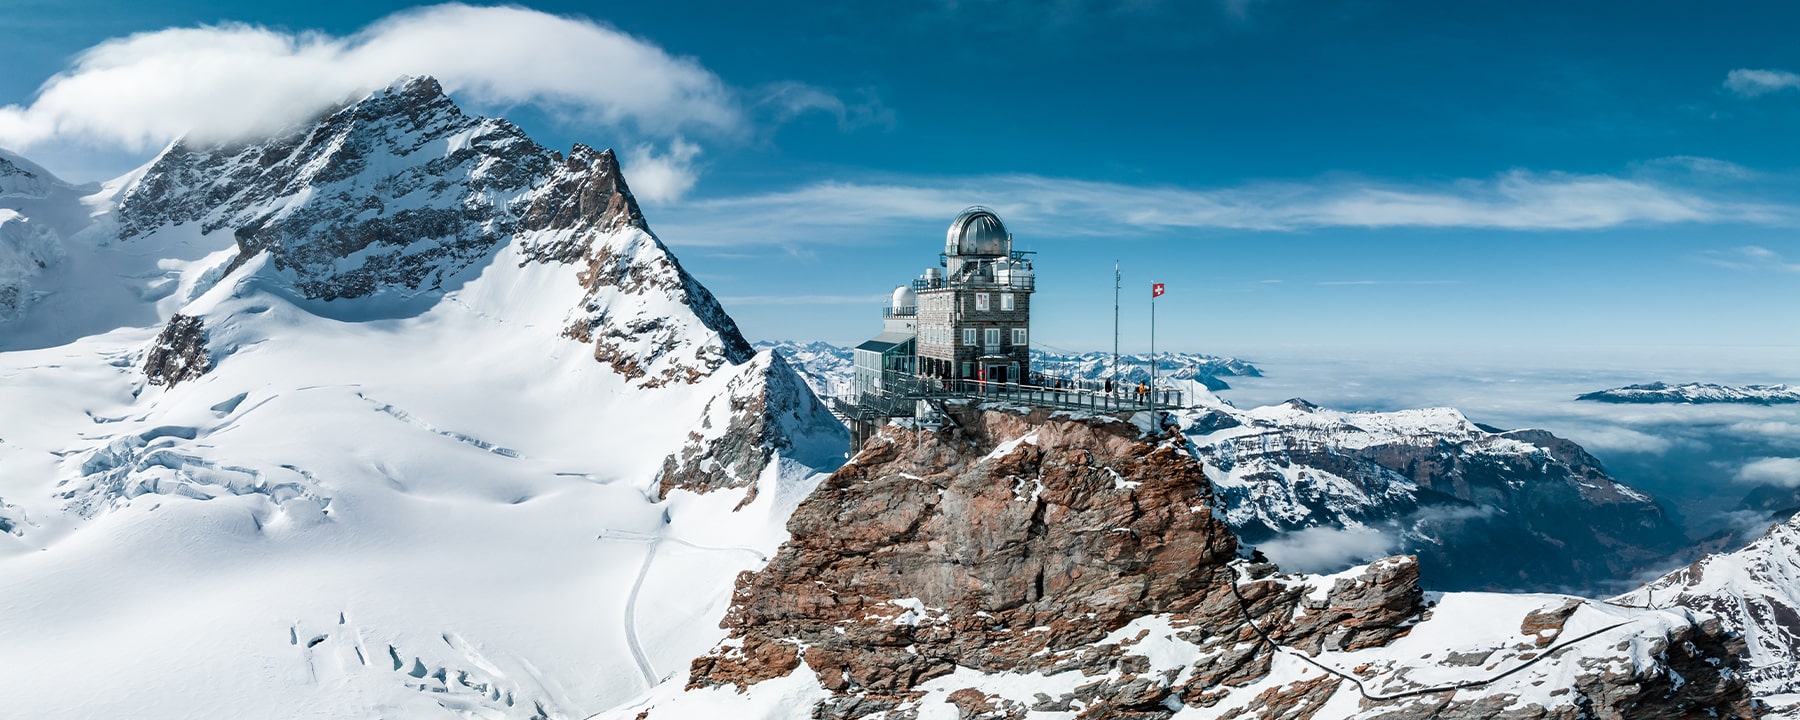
0 76 841 718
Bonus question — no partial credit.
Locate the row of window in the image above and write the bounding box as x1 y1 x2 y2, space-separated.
921 326 1028 347
973 292 1017 312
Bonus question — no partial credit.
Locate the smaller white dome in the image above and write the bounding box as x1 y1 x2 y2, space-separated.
892 286 917 310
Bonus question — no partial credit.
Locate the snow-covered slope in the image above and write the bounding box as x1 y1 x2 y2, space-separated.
1178 398 1684 592
0 149 101 325
1617 511 1800 714
1578 381 1800 405
0 77 843 719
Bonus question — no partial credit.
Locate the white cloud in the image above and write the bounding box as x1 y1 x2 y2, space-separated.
1737 457 1800 487
758 82 895 131
1700 245 1800 273
1255 525 1397 574
1565 426 1675 455
1638 155 1759 181
1729 421 1800 440
624 138 703 205
654 169 1791 247
0 4 740 151
1725 68 1800 98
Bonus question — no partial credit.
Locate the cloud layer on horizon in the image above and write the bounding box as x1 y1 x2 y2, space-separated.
653 167 1793 246
0 4 745 153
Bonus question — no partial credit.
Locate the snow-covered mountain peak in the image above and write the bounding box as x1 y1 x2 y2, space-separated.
0 74 846 719
1620 511 1800 705
78 74 753 387
0 149 66 200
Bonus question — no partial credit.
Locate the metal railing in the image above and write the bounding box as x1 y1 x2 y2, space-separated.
850 370 1183 418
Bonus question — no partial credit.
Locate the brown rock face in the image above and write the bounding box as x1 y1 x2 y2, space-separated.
666 405 1754 720
686 404 1424 717
142 314 212 387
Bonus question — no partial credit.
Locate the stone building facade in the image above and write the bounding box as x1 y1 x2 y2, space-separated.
854 207 1034 396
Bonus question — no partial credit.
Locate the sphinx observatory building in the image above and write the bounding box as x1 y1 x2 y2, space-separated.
853 208 1036 402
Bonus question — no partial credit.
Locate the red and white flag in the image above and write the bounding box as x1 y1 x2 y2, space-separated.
1151 283 1165 298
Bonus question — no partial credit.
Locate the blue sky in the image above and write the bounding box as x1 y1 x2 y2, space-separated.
3 0 1798 361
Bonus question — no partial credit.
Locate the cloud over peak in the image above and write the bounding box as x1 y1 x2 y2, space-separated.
0 4 741 151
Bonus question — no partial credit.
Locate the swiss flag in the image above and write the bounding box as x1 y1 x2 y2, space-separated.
1151 283 1165 298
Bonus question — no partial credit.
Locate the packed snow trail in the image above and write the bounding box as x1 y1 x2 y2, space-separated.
597 528 771 688
623 539 659 686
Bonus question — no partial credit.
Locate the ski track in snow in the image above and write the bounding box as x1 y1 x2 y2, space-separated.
624 538 660 687
599 528 769 688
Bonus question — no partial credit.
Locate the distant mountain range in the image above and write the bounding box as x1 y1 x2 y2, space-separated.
1578 381 1800 405
762 339 1682 593
753 340 1261 397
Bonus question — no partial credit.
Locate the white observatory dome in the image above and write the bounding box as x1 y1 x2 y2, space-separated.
891 285 917 311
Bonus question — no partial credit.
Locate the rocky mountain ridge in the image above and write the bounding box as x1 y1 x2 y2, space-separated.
756 340 1262 398
115 76 752 388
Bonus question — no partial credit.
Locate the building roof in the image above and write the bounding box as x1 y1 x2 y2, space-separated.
855 331 916 354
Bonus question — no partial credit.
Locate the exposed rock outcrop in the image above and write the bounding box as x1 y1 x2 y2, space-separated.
659 351 846 501
649 405 1752 720
142 314 212 387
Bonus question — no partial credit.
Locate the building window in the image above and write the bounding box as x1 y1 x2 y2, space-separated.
1012 328 1027 345
1000 293 1014 311
985 328 1001 346
964 328 977 346
961 362 972 378
975 293 990 311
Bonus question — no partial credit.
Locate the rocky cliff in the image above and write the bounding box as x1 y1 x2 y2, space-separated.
627 404 1752 720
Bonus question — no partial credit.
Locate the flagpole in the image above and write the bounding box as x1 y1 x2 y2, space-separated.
1112 261 1120 391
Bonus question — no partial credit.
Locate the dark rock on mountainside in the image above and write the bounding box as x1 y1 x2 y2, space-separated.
672 405 1749 719
542 146 753 385
123 77 548 300
658 352 844 503
142 314 212 387
1620 511 1800 707
114 76 752 388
